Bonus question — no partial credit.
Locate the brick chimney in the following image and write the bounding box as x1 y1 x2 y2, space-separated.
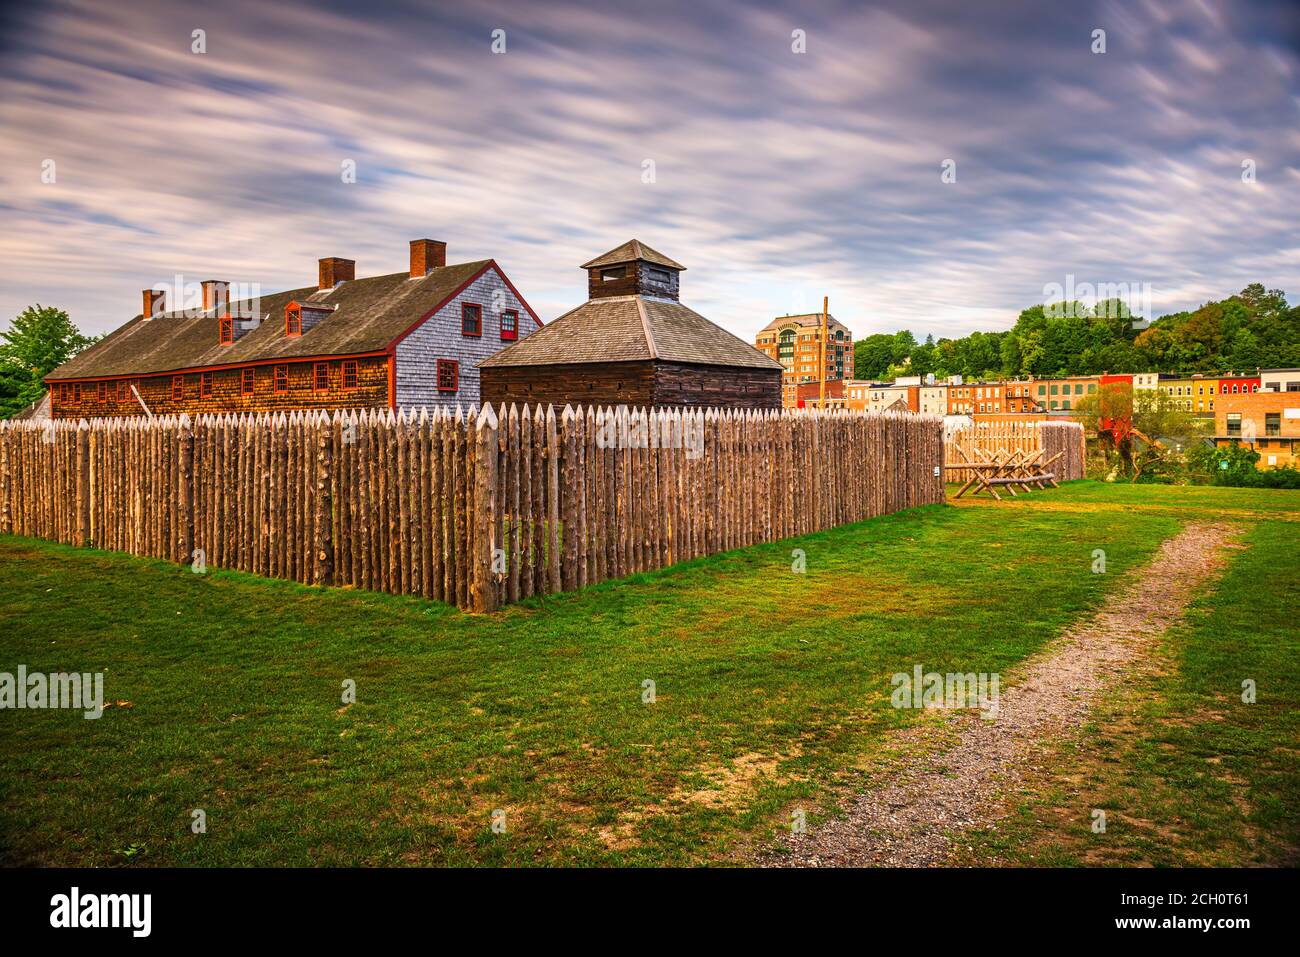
141 288 165 320
201 280 229 314
319 257 355 290
410 239 446 278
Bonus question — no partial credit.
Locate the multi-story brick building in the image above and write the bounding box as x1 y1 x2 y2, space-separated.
947 380 1036 414
45 238 540 419
1215 391 1300 468
754 313 854 408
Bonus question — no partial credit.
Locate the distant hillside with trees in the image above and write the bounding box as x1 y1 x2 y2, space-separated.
854 284 1299 382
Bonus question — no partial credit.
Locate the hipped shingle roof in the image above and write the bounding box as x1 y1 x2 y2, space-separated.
479 295 781 370
580 240 685 271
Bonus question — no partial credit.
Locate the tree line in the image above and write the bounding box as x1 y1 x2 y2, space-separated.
853 284 1298 382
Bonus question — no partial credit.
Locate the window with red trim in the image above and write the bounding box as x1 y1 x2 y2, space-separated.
201 371 213 397
285 304 302 337
342 359 358 390
500 309 518 341
314 362 329 391
274 365 288 393
242 368 255 395
461 303 482 337
436 359 458 392
116 380 128 402
58 383 67 403
171 375 184 401
97 381 107 402
220 317 233 345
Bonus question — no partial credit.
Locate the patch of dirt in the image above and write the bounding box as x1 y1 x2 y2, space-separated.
757 521 1242 867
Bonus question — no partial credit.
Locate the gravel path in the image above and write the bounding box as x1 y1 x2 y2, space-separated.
761 521 1241 867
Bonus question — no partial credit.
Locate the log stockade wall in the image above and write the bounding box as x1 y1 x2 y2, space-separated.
944 420 1086 485
0 406 945 612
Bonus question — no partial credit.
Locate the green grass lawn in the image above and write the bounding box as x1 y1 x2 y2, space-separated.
0 481 1295 866
954 516 1300 866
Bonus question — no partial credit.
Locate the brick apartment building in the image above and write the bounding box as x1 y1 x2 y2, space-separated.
755 313 854 408
45 238 540 419
1215 390 1300 468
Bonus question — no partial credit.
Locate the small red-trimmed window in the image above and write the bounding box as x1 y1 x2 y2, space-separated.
116 380 128 402
436 359 458 392
57 383 67 403
314 362 329 391
242 367 255 395
274 365 288 393
201 371 213 397
219 317 233 345
342 359 358 390
171 375 184 401
97 381 107 401
461 303 482 337
500 309 518 341
285 304 302 337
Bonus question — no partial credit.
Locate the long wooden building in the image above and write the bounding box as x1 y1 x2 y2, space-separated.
44 238 540 419
478 240 783 410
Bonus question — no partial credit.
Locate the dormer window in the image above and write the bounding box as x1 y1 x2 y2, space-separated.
219 316 234 345
285 303 302 337
600 267 625 282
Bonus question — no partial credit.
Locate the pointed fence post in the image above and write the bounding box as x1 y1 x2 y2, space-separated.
471 402 499 613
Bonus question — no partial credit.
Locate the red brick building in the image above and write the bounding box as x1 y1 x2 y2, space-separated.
45 238 540 419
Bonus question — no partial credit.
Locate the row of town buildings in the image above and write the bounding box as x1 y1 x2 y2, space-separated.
755 311 1300 468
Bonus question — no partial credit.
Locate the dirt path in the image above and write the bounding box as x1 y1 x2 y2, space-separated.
761 521 1242 867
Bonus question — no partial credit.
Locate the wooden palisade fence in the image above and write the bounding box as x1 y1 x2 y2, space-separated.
0 407 945 612
944 420 1086 486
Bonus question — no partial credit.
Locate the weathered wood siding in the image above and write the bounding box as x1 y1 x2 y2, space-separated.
49 355 391 420
394 264 539 412
481 361 657 409
652 361 782 410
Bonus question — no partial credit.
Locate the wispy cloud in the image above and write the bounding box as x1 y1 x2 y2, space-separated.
1 0 1297 345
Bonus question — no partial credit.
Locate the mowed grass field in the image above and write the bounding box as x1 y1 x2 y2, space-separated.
0 482 1296 866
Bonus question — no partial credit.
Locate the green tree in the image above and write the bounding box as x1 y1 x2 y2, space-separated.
0 305 94 417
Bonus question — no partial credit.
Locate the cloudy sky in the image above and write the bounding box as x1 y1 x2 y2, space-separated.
2 0 1298 345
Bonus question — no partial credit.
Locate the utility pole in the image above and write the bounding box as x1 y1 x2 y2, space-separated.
819 296 828 410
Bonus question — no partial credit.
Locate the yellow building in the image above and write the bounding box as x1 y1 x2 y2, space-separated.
755 313 854 408
1159 373 1218 415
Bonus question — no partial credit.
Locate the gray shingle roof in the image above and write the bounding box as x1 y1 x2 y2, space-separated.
479 295 782 370
580 240 685 271
47 260 493 380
